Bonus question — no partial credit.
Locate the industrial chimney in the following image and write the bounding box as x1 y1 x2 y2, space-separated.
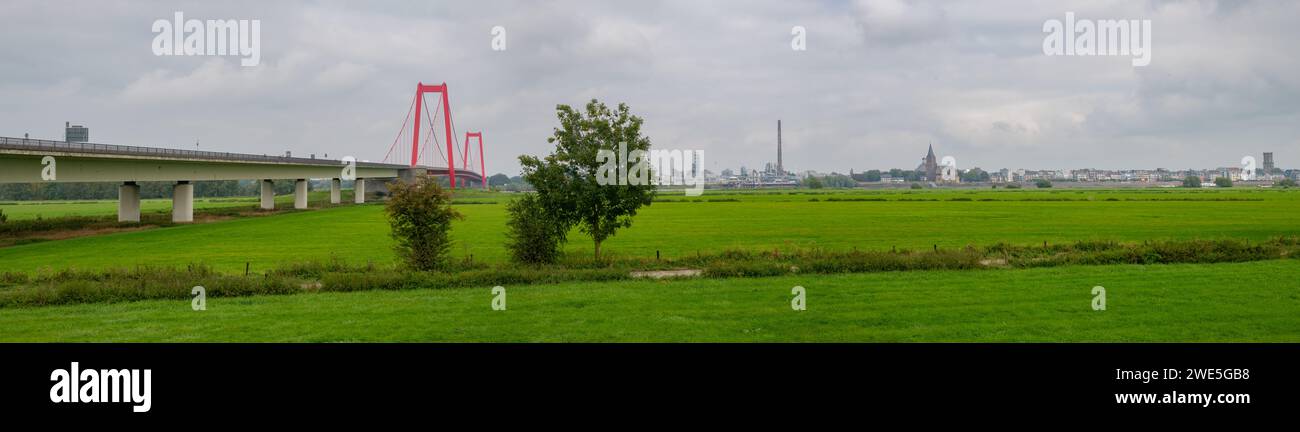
777 120 783 176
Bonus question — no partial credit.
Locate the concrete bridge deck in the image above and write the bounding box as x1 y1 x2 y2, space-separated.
0 136 482 222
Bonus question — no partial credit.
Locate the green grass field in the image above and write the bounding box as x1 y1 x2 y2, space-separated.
1 187 1297 342
1 260 1294 342
0 197 258 220
1 188 1297 273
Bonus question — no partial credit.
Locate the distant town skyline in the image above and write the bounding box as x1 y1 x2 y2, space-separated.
1 1 1297 175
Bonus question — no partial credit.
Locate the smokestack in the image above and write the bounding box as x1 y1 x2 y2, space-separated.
777 120 783 176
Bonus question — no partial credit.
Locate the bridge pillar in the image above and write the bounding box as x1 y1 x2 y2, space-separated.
118 182 140 222
260 180 275 210
330 178 342 204
173 181 194 223
294 179 309 209
354 179 366 204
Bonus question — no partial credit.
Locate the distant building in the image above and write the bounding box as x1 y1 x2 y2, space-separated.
917 143 940 182
1264 152 1275 173
64 121 88 143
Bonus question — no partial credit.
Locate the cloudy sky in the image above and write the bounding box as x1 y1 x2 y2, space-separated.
1 0 1297 175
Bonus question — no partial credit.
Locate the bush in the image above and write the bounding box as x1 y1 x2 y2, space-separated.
505 193 569 264
1214 177 1233 188
1005 183 1021 189
0 208 6 224
1183 176 1202 188
384 177 463 271
1034 179 1053 188
910 183 923 189
1276 178 1299 188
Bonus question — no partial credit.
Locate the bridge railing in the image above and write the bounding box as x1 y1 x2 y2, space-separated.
0 137 485 179
0 136 407 168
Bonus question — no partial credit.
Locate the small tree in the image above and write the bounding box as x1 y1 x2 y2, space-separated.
1034 179 1053 188
487 173 511 188
1276 178 1299 188
804 176 824 189
520 99 656 261
1214 177 1233 188
1183 176 1202 188
0 208 6 224
384 176 463 271
505 193 569 264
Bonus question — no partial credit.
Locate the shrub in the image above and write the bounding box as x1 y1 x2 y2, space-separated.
1214 177 1233 188
910 183 923 189
1276 178 1299 188
1034 179 1053 188
1005 183 1021 189
505 193 569 265
1182 176 1202 188
0 208 6 224
384 177 463 271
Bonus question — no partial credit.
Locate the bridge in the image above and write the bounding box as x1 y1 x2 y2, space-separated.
0 82 488 223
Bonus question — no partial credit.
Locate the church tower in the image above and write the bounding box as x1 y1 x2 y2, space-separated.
922 142 939 182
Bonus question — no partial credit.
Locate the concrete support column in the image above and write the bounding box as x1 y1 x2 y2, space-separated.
260 179 275 210
118 182 141 222
354 179 366 204
173 181 194 223
330 178 342 204
294 179 309 209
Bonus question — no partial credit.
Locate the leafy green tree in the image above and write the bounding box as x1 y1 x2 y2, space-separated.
823 174 856 188
1182 176 1202 188
961 167 991 183
519 99 656 260
505 193 569 264
803 176 824 189
384 176 463 271
1275 178 1299 188
488 173 511 187
1214 177 1233 188
1034 179 1053 188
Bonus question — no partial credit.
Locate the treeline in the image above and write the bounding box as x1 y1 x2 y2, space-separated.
849 168 993 183
0 180 310 201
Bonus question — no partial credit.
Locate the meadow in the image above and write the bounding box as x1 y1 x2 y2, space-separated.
0 260 1294 342
0 187 1297 274
0 187 1297 342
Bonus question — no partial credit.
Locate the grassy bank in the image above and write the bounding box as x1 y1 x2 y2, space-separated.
0 260 1295 342
1 237 1294 308
2 188 1299 274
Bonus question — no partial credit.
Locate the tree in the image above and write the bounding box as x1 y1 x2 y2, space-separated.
0 208 6 224
519 99 656 261
1214 177 1233 188
823 174 855 188
961 167 991 183
1034 179 1053 188
1275 178 1298 188
803 176 824 189
384 176 463 271
488 173 511 187
505 193 569 264
1182 176 1202 188
910 182 923 189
